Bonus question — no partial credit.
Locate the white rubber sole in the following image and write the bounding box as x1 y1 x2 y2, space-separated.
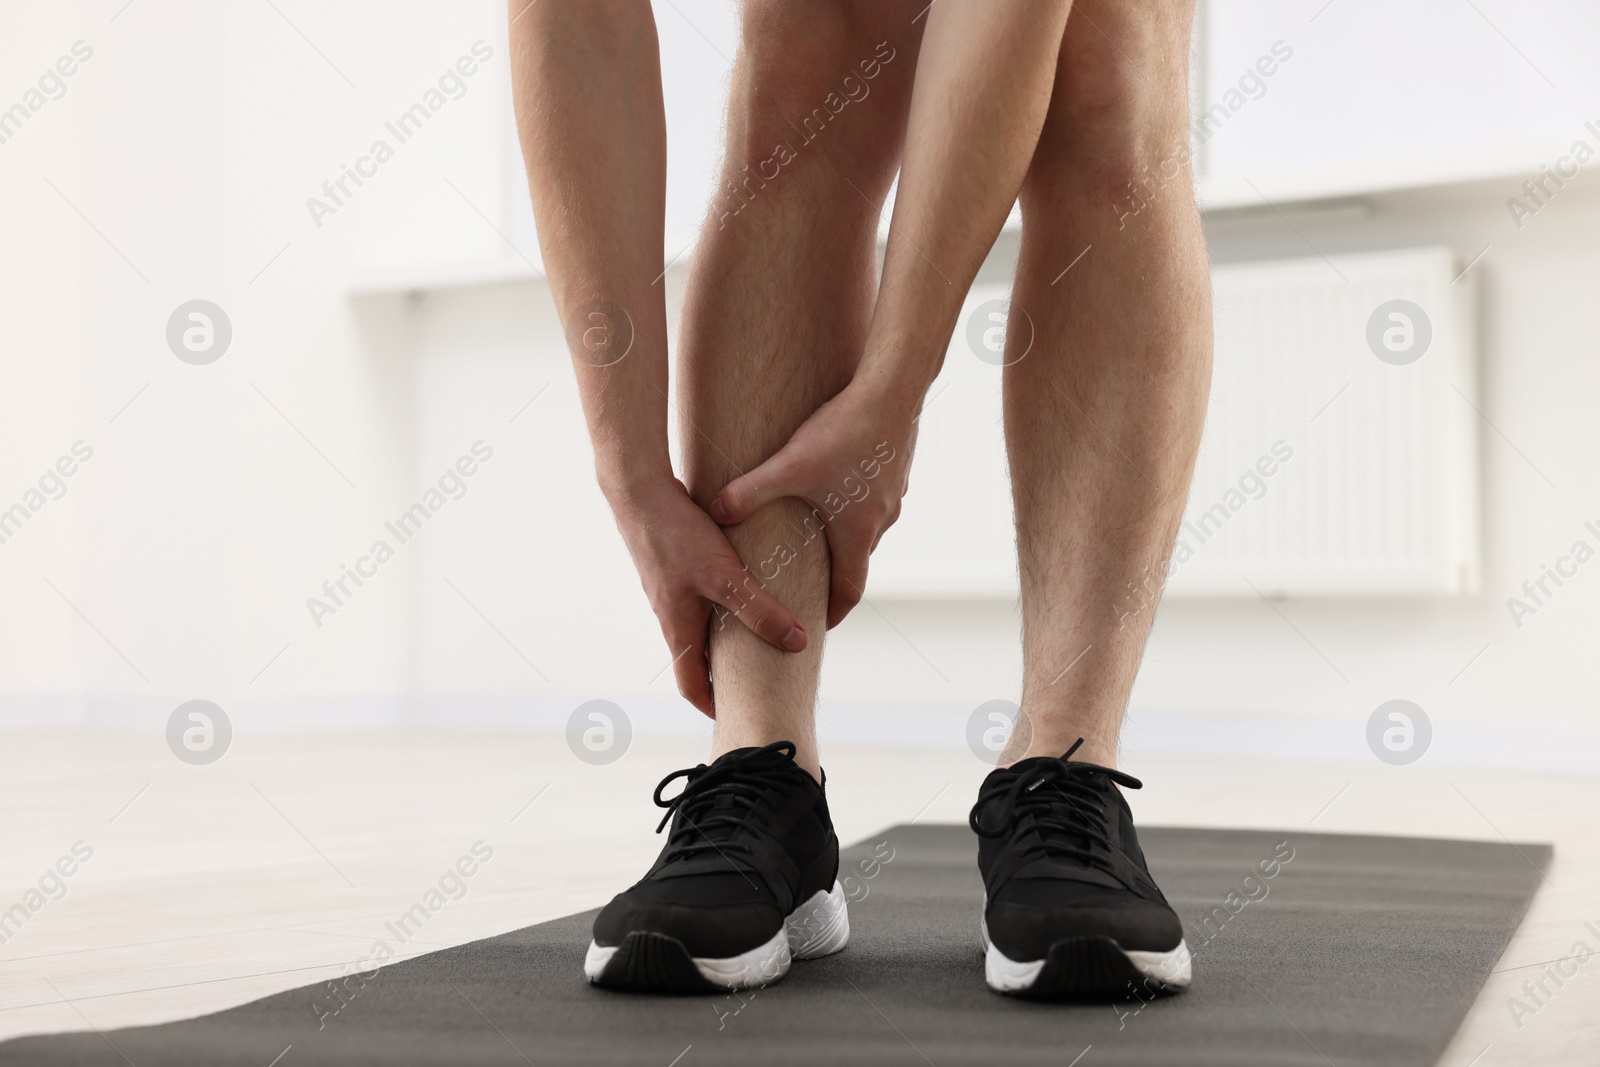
980 914 1192 994
584 880 850 991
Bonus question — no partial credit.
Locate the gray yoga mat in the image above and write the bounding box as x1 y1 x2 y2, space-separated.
1 824 1549 1067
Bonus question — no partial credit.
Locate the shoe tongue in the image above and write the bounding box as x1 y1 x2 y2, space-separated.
711 745 772 764
985 754 1069 787
707 742 797 768
1014 754 1072 773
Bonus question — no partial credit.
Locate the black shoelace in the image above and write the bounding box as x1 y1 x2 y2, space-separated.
652 740 801 866
968 738 1143 876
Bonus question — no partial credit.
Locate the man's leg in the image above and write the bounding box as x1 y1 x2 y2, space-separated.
584 2 925 995
1003 0 1211 768
678 1 922 780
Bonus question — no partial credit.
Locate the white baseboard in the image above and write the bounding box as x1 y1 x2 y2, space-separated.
1 694 1593 774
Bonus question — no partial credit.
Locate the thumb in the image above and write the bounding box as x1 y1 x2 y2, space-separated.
709 450 803 525
705 568 810 654
826 535 871 629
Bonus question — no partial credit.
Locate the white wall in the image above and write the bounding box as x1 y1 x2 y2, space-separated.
1202 0 1600 183
386 175 1600 770
4 0 1600 770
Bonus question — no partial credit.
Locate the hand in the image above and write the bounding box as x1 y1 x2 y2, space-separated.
610 477 809 717
709 381 915 628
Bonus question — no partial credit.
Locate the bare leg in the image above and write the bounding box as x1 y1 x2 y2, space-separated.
1004 0 1211 768
678 1 922 780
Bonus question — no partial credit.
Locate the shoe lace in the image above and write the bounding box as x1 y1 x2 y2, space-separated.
968 738 1143 876
652 740 800 866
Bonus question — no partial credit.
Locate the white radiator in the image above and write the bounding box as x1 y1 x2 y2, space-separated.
869 246 1479 598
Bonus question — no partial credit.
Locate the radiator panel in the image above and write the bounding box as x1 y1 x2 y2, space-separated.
868 247 1479 598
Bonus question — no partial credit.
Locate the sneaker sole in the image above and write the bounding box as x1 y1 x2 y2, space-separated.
981 918 1191 998
585 880 849 993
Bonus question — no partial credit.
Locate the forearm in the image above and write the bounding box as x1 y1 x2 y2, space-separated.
857 0 1072 412
509 0 672 501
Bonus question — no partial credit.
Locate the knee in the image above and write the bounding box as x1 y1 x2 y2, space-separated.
738 1 895 98
1023 3 1195 211
738 1 857 87
730 1 910 179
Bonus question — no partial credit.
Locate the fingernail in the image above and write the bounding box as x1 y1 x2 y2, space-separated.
709 499 730 524
781 626 806 652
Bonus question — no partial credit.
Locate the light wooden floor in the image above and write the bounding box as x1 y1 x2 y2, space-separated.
1 733 1594 1064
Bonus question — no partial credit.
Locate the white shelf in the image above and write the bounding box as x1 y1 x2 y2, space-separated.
348 139 1576 296
1201 137 1582 213
347 252 545 296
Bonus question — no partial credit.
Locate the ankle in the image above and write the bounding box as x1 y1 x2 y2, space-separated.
709 737 822 784
1006 737 1118 770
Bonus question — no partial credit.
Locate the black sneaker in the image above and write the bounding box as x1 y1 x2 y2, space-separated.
584 741 848 992
970 739 1190 998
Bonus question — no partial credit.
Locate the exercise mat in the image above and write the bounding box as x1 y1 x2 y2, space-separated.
0 824 1550 1066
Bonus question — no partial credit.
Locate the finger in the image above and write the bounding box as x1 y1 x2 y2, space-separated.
870 503 902 553
709 452 801 526
826 533 872 629
704 568 809 653
666 619 715 717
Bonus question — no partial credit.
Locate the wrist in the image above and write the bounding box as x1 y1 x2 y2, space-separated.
855 356 932 427
597 457 676 511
